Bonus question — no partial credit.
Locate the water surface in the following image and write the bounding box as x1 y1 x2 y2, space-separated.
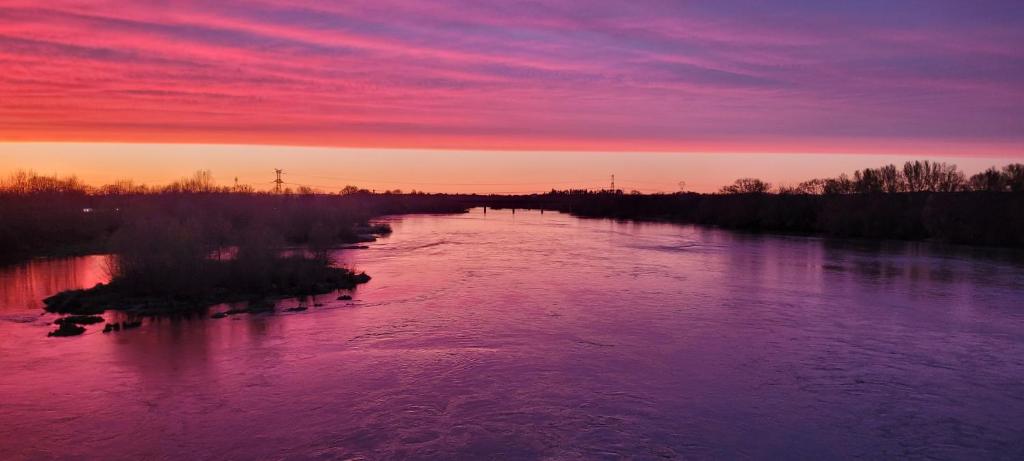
2 209 1023 459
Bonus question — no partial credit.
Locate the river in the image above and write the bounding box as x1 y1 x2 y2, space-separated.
2 208 1023 459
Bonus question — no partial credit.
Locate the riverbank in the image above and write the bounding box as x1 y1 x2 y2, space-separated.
4 189 1023 268
486 191 1024 248
0 191 473 266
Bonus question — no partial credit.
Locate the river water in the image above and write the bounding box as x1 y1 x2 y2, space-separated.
2 208 1023 460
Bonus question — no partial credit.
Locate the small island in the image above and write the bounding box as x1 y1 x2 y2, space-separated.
44 255 370 315
44 243 373 336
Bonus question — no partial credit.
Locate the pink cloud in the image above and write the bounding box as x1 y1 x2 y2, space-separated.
0 0 1022 156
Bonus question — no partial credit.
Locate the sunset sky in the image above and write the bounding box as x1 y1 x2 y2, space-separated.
1 1 1022 192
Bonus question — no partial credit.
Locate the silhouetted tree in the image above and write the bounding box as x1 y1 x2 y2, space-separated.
108 216 213 295
853 168 884 193
100 179 150 195
720 178 771 194
901 161 964 192
969 167 1008 192
1005 164 1024 192
822 174 855 194
163 170 221 194
0 170 90 195
878 164 904 192
793 178 827 195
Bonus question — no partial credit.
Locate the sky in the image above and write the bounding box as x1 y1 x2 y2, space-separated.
1 1 1023 192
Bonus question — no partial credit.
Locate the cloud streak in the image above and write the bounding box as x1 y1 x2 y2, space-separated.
1 0 1022 155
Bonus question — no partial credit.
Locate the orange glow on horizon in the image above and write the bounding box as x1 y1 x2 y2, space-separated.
2 142 1020 194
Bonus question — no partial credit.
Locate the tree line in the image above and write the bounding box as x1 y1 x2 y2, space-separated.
501 160 1024 247
720 161 1024 195
0 170 430 197
2 160 1023 261
0 170 470 263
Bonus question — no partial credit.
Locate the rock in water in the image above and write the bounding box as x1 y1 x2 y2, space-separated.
48 323 85 337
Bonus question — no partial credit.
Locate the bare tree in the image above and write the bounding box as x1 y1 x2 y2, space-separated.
901 161 964 192
164 170 220 193
1005 164 1024 192
719 178 771 194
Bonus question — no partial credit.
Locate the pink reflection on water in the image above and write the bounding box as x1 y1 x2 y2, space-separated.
0 255 111 311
